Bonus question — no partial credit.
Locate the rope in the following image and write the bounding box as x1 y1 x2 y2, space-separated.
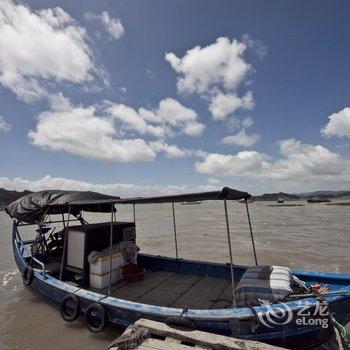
330 314 349 346
319 294 349 348
108 325 150 350
98 295 108 303
72 287 81 295
164 308 197 330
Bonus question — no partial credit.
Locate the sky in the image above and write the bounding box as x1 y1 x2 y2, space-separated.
1 0 350 196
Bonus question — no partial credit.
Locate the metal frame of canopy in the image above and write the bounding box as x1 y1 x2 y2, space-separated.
119 196 257 307
8 187 258 307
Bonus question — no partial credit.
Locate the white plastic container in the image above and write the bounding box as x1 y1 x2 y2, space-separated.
89 252 124 289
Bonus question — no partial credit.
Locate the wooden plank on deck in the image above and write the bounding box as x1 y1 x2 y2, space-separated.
138 273 203 306
171 276 229 309
210 283 233 309
112 270 176 301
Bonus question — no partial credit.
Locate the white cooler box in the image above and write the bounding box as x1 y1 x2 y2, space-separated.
89 251 124 289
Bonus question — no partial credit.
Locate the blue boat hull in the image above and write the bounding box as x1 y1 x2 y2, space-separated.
12 227 350 349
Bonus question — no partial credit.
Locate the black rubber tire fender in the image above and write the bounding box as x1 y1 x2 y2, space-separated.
60 294 81 322
22 265 34 286
84 303 107 333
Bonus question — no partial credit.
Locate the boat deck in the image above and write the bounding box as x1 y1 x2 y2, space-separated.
90 269 233 309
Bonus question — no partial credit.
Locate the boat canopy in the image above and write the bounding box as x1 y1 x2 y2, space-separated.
6 187 250 224
113 187 250 204
5 190 120 224
67 187 250 207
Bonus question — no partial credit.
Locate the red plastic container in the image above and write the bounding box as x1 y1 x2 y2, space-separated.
122 263 145 283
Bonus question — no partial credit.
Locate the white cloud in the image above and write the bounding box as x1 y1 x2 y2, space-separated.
157 98 205 136
157 98 197 124
241 116 254 128
48 92 72 111
225 115 254 132
241 92 254 110
0 115 11 134
0 1 103 102
166 36 259 136
321 107 350 139
183 122 205 137
119 86 127 95
0 175 227 198
0 175 189 198
221 129 260 147
106 97 205 138
85 11 124 40
28 96 201 162
196 151 268 177
196 139 350 191
166 37 250 95
105 103 167 138
241 34 268 60
207 177 221 185
100 11 124 40
209 93 242 120
209 91 253 120
149 140 188 158
28 99 156 162
275 139 344 178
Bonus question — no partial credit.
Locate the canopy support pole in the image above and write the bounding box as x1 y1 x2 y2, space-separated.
171 202 179 260
108 204 114 295
133 203 136 222
61 213 66 229
59 205 71 281
224 199 236 307
245 201 258 266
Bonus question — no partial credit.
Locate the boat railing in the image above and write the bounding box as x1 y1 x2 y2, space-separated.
14 223 47 280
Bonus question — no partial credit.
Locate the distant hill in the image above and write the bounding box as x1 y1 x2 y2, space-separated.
0 188 32 206
296 190 350 198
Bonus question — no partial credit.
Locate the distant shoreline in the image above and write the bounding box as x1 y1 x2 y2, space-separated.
252 192 350 202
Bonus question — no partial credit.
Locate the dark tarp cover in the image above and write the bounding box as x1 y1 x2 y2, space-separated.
114 187 250 204
69 187 250 206
5 190 120 224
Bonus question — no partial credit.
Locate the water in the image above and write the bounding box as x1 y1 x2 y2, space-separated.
1 200 349 349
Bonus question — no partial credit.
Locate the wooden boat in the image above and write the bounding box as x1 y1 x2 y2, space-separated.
6 188 350 349
307 197 331 203
238 198 255 204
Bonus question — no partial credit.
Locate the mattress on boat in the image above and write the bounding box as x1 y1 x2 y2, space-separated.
235 265 294 307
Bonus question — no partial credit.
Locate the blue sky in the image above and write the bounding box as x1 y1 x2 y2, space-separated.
0 0 350 196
